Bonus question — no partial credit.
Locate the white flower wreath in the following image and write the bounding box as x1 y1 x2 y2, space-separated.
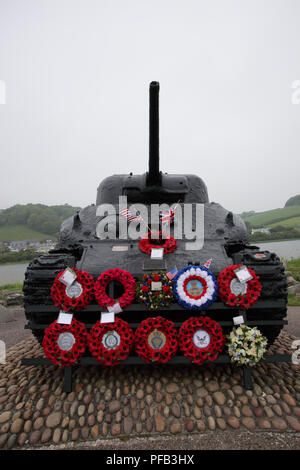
173 265 218 310
227 324 268 367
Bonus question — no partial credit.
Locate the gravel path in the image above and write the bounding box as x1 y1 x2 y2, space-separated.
32 431 300 451
0 331 299 450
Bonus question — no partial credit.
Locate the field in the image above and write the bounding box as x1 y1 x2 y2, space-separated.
0 225 52 241
268 216 300 229
243 205 300 228
286 257 300 281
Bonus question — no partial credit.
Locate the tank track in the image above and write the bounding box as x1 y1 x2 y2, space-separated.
231 247 288 345
23 252 76 343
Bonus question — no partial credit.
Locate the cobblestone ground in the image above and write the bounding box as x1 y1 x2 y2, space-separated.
0 332 299 450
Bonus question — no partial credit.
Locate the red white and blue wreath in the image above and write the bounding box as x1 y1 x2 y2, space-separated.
173 265 218 310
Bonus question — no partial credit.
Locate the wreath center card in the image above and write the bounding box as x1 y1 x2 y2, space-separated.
57 332 76 351
65 282 83 299
193 329 211 349
148 329 167 350
230 278 247 296
102 331 121 349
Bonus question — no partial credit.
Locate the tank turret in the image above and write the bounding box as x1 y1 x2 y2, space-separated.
96 81 209 205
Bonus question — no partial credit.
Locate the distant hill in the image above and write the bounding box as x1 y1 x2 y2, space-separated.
0 204 81 241
241 205 300 229
0 225 53 242
239 196 300 242
285 195 300 207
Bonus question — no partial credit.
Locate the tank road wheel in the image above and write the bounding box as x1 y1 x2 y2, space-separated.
23 253 76 344
231 248 287 345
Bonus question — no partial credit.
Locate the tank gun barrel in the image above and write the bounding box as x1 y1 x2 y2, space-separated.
147 81 161 186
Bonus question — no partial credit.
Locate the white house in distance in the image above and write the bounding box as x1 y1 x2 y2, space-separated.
8 239 56 252
251 228 270 234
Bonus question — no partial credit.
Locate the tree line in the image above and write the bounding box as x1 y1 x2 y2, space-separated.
285 195 300 207
0 204 81 236
0 247 37 264
248 225 300 242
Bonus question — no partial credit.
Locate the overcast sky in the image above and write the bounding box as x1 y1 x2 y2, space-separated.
0 0 299 214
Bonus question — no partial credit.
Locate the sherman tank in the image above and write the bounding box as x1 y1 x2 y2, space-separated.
23 81 287 349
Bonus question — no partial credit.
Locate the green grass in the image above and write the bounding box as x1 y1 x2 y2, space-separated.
288 294 300 306
286 258 300 305
286 257 300 281
243 205 300 228
0 225 53 241
0 282 23 291
286 258 300 269
268 216 300 229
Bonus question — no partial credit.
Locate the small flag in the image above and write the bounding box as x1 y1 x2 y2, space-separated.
204 258 212 269
120 208 143 222
160 204 178 225
166 268 178 280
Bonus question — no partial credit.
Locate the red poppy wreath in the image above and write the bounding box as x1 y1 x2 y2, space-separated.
135 316 178 363
139 230 177 255
217 264 262 309
51 268 94 311
42 318 88 367
88 317 134 366
179 316 226 365
94 268 136 309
